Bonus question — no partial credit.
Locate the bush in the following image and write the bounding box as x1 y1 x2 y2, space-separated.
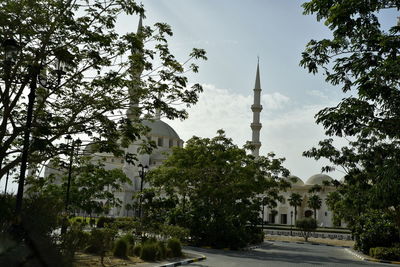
133 244 142 257
76 218 82 223
140 242 158 261
157 241 167 260
370 247 400 261
352 210 399 254
60 223 89 262
167 238 182 257
295 218 317 242
85 228 116 265
90 218 96 227
113 238 128 258
96 216 115 228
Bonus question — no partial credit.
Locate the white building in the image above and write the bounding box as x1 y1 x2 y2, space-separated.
249 61 342 228
262 174 342 227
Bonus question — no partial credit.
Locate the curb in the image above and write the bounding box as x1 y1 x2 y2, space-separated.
156 255 206 267
345 248 400 265
266 239 351 248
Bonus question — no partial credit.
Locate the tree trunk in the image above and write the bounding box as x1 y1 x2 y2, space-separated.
314 209 317 221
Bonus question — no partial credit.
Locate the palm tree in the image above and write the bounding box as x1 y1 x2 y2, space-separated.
308 194 322 221
288 193 303 223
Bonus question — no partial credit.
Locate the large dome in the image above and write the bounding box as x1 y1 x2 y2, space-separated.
142 120 180 140
306 174 333 185
283 175 304 186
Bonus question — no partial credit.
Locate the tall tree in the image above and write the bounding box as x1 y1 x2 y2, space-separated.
300 0 400 239
307 194 322 221
288 192 303 223
0 0 206 179
147 130 290 249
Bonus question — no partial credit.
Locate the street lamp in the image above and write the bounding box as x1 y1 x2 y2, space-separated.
290 210 294 236
2 39 69 216
61 136 81 234
137 163 148 218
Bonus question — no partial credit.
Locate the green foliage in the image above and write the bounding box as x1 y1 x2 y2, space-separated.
133 244 142 257
353 210 399 254
160 224 189 241
288 193 303 222
370 247 400 261
140 242 158 261
301 0 400 246
307 195 322 220
167 238 182 257
113 238 128 259
157 241 167 259
0 0 207 179
96 216 115 228
60 223 90 262
295 218 317 242
85 228 117 265
147 130 289 248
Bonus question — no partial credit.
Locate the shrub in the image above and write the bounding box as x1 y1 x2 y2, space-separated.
60 223 89 262
113 238 128 258
167 238 182 257
76 218 82 223
85 228 116 265
90 218 96 227
96 216 115 228
295 218 317 242
122 234 135 246
352 210 399 254
133 244 142 257
140 242 158 261
157 241 167 259
370 247 400 261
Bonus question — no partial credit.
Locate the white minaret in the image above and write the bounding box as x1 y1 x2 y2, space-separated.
250 59 263 157
126 14 144 121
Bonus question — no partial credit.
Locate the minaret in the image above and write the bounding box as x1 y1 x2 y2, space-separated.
126 14 144 121
250 59 263 157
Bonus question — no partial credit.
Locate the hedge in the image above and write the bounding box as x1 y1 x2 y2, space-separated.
369 247 400 261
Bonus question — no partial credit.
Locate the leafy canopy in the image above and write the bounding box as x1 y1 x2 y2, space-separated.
0 0 206 179
146 130 290 248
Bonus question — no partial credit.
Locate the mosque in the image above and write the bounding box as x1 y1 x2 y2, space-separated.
44 16 341 227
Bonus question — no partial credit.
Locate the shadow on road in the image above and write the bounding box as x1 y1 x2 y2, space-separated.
184 243 363 266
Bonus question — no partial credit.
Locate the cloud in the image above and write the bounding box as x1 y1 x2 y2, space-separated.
166 84 346 182
306 89 328 99
261 92 290 110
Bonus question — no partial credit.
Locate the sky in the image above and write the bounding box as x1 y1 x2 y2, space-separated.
1 1 398 193
136 0 353 182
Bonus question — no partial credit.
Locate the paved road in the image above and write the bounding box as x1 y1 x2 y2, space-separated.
182 241 393 267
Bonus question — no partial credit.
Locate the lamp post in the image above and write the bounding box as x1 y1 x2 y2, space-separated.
61 136 81 234
290 210 293 236
137 163 148 218
2 39 68 216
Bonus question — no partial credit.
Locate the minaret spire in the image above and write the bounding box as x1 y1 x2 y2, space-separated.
250 59 263 157
127 13 145 121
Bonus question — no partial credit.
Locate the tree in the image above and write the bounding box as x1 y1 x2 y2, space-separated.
0 0 206 179
307 194 322 221
325 191 342 227
295 218 317 242
288 192 303 223
300 0 400 241
147 130 290 249
25 156 131 216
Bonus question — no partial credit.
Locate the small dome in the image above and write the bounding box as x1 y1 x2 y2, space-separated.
306 174 333 185
284 175 304 186
142 120 180 140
